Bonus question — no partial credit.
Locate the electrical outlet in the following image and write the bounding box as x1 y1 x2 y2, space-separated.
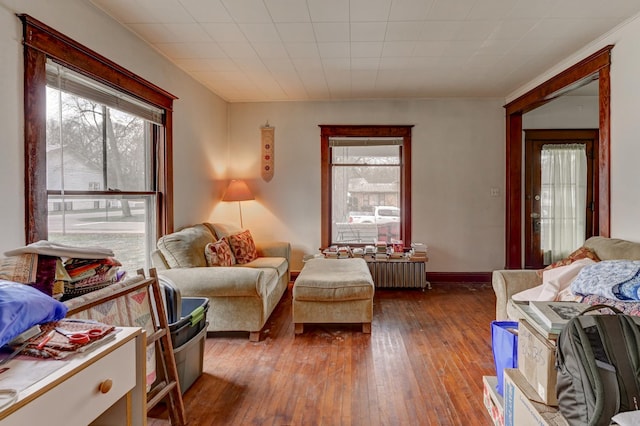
490 187 500 197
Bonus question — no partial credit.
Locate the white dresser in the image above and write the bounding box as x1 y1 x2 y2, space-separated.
0 327 146 425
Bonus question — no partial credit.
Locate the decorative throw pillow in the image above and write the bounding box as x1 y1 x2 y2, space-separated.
0 254 58 296
204 238 235 267
536 246 601 277
228 230 258 264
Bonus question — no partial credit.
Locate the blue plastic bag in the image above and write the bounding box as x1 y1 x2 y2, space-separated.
491 320 518 396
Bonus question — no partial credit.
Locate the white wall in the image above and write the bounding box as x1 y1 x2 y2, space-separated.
223 99 506 272
0 0 228 254
522 95 599 129
508 13 640 243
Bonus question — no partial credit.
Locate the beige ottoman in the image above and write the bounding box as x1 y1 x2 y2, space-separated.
293 258 374 334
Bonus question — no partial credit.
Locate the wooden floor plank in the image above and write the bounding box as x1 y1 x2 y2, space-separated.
149 282 497 425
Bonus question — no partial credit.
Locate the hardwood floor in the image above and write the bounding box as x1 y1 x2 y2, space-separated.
149 282 497 425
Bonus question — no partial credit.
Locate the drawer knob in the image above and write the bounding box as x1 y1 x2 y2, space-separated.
99 379 113 394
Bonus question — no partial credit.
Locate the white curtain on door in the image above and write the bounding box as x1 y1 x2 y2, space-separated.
540 144 587 263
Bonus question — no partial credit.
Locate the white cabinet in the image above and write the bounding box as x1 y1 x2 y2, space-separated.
0 327 145 425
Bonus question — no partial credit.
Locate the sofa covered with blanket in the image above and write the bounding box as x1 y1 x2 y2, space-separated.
151 223 290 341
492 236 640 320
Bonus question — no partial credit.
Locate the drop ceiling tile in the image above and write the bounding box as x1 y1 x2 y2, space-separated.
163 23 212 42
381 41 417 57
454 20 499 41
507 0 556 19
218 42 260 59
285 42 320 59
350 42 384 58
413 40 448 56
322 58 351 70
292 57 323 71
264 0 311 22
201 23 247 42
350 0 392 22
178 0 233 22
427 0 475 20
174 57 238 72
478 39 519 55
276 23 316 42
263 58 297 72
142 0 195 24
238 23 281 42
351 22 388 42
443 40 484 57
388 0 433 21
467 0 516 20
313 23 350 42
154 42 227 59
252 42 289 59
487 19 539 40
307 0 350 22
220 0 272 23
317 42 351 58
385 21 425 41
420 21 463 41
351 57 381 69
379 56 413 70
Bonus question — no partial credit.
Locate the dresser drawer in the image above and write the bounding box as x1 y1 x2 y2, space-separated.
3 338 137 425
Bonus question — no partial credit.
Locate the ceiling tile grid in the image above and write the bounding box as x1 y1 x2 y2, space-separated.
89 0 640 102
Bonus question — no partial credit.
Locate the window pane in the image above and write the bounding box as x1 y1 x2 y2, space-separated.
332 162 401 245
46 86 152 192
332 144 400 165
47 194 156 273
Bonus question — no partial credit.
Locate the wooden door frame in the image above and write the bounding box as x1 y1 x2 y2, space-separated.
523 129 598 268
503 45 612 269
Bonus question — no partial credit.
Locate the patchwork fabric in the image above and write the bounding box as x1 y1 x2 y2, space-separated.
228 230 258 264
571 260 640 300
65 278 157 391
205 238 236 266
0 254 58 297
537 246 601 277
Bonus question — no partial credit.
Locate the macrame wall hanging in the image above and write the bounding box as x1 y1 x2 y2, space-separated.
261 123 274 182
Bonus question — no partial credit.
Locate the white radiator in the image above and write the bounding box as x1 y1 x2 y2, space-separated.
366 260 428 289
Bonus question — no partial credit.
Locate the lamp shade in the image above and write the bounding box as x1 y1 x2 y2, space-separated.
222 180 255 202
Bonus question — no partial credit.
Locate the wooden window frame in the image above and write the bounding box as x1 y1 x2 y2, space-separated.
503 45 612 269
20 14 177 243
320 125 413 248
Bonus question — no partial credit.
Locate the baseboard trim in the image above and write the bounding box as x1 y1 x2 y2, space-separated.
292 270 490 284
427 272 491 284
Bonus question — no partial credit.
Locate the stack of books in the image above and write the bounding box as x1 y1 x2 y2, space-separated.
410 242 428 261
375 241 389 259
323 245 338 258
351 247 364 258
337 246 351 259
513 301 590 338
364 245 376 257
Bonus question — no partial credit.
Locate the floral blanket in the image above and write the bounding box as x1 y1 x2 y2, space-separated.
571 260 640 300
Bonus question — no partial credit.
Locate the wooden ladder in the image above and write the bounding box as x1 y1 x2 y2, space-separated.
143 268 187 425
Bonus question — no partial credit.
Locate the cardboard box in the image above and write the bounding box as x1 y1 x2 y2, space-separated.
503 369 568 426
518 319 558 405
483 376 504 426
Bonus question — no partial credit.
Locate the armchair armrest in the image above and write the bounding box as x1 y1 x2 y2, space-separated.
492 269 542 320
255 241 291 261
157 267 271 298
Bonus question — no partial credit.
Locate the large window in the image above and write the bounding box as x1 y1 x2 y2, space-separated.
21 15 176 272
320 125 412 248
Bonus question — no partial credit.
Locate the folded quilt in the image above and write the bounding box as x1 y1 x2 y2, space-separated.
571 260 640 300
4 240 114 259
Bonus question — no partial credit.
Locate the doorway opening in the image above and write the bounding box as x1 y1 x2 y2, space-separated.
524 129 598 268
